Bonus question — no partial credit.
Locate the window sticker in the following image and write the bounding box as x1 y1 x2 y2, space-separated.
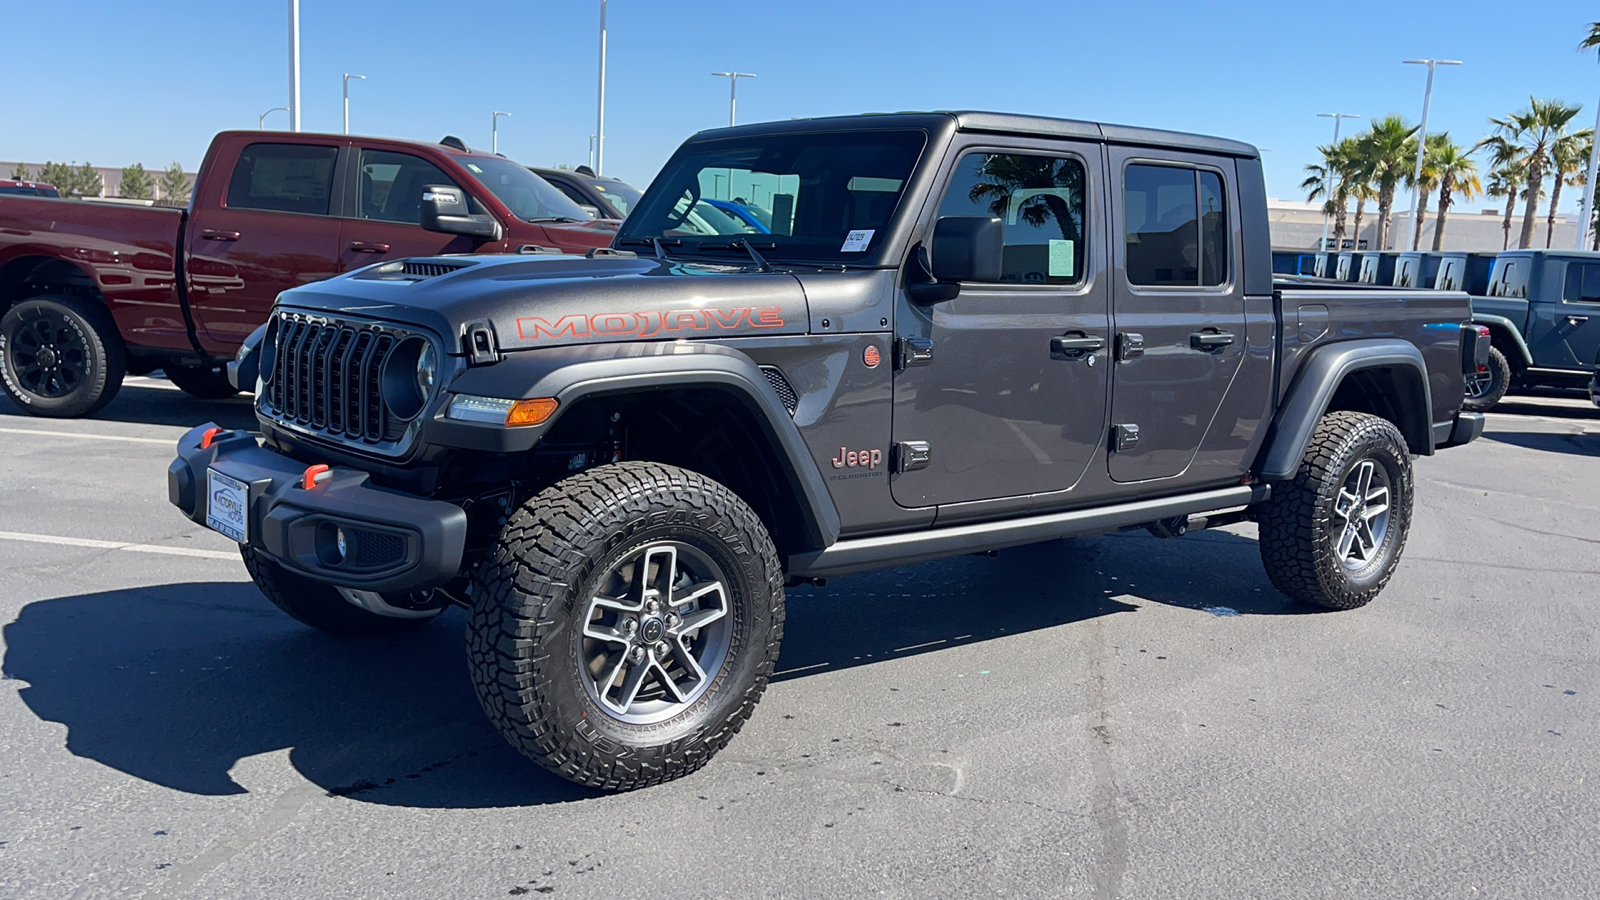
841 229 874 252
1049 240 1076 278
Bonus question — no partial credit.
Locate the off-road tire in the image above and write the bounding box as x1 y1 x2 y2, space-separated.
0 295 125 418
1257 411 1414 610
1462 345 1511 412
165 364 240 400
467 462 785 791
241 546 439 637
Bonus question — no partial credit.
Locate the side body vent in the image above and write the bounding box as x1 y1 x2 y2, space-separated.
759 366 798 416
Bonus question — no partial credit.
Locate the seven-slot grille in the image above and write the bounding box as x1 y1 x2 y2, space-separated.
263 312 408 445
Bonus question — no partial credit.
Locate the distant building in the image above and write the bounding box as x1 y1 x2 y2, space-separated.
0 161 198 202
1268 197 1581 252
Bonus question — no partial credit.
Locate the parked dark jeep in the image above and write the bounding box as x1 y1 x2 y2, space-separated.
1466 250 1600 411
170 112 1485 790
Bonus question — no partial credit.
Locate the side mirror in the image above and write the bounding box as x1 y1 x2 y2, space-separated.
909 216 1004 304
419 184 502 241
577 204 601 219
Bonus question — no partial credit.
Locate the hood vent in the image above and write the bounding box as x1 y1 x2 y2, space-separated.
357 259 473 282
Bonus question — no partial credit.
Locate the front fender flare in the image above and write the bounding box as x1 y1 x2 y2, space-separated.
1258 339 1432 483
435 341 841 549
1471 314 1533 366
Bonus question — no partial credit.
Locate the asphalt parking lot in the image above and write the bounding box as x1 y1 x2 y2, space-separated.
0 378 1596 899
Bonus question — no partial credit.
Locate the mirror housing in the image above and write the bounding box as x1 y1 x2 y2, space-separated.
577 203 601 219
419 184 502 241
908 216 1004 304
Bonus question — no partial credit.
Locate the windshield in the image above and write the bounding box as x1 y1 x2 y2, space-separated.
458 157 591 222
615 129 928 263
587 178 643 218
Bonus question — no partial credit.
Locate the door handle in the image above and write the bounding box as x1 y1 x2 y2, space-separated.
1566 315 1590 327
1050 334 1106 360
200 229 240 242
348 241 391 254
1190 330 1236 351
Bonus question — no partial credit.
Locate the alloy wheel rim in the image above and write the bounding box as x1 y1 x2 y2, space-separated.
10 310 87 399
579 541 732 725
1464 368 1494 399
1331 458 1392 569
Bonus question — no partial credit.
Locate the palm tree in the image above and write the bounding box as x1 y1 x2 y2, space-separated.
968 154 1084 243
1352 115 1419 249
1412 133 1452 250
1349 178 1374 250
1486 97 1585 249
1301 139 1360 249
1429 138 1480 251
1547 133 1591 247
1479 134 1527 251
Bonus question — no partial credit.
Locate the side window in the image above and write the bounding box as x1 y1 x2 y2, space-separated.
1489 261 1527 298
225 143 338 215
548 179 591 208
1436 258 1462 291
358 149 461 224
1563 262 1600 303
1396 257 1420 288
1124 164 1229 287
935 151 1087 285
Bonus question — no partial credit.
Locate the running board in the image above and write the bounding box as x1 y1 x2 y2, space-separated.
787 484 1269 578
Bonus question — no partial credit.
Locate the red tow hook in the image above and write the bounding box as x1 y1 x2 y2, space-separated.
301 464 332 490
199 427 223 449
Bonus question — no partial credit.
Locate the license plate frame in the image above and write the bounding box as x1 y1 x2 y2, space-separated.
205 469 250 544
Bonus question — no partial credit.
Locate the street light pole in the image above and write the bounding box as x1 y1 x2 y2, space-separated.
492 111 511 154
595 0 607 175
588 135 596 171
711 72 756 127
288 0 301 132
1403 58 1462 250
259 106 290 130
1317 112 1361 251
342 73 366 135
1578 97 1600 250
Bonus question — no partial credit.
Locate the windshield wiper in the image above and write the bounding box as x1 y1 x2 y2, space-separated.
525 216 582 224
700 239 776 272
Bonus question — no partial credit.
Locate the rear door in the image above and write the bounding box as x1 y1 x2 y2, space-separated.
890 138 1111 508
1530 260 1600 369
184 139 346 351
337 147 486 270
1106 151 1247 484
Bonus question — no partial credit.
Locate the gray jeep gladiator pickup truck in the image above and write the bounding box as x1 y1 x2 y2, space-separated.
168 111 1487 791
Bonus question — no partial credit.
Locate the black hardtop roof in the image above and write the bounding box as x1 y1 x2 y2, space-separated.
687 111 1259 159
1495 249 1600 259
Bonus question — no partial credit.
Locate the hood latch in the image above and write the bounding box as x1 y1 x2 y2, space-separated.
462 321 501 367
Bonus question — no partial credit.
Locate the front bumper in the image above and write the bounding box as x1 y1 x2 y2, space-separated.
168 423 467 592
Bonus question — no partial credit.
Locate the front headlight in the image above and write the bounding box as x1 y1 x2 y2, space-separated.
381 337 437 420
446 394 559 427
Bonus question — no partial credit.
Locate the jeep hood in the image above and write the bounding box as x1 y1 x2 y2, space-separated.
274 254 810 353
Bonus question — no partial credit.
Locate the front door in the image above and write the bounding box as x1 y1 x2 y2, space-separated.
337 148 484 271
890 142 1110 508
1107 153 1247 484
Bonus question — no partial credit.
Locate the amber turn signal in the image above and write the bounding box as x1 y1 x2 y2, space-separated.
505 397 559 427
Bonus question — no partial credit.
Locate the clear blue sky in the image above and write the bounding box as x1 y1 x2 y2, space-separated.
7 0 1600 213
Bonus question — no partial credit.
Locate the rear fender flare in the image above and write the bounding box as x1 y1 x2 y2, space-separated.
1258 339 1432 483
1471 314 1532 366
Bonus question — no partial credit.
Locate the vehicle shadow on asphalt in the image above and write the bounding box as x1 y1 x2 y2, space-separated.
1489 398 1599 420
0 382 258 432
1 531 1309 808
1482 430 1600 457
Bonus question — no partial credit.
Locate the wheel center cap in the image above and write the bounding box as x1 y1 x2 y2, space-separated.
36 346 57 368
640 617 664 643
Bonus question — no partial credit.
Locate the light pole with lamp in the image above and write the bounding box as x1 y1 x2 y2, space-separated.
588 135 597 171
711 72 756 127
259 106 290 130
595 0 607 175
1402 59 1462 250
1316 112 1361 252
343 73 367 135
492 111 512 154
288 0 301 131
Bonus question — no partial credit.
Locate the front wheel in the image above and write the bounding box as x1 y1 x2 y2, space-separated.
1257 411 1414 610
0 295 125 417
467 462 785 791
1462 345 1511 412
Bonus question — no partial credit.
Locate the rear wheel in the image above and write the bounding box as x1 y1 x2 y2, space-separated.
165 364 240 399
1257 411 1414 610
0 295 125 417
241 546 443 637
1462 345 1510 412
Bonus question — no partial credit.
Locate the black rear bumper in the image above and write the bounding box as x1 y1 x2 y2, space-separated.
168 423 467 592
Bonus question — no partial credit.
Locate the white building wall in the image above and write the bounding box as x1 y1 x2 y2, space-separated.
1267 198 1582 252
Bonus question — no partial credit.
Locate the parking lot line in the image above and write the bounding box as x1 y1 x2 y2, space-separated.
0 427 174 446
0 530 237 560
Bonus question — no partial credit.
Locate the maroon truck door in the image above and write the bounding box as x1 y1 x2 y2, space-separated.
337 147 489 270
184 138 346 352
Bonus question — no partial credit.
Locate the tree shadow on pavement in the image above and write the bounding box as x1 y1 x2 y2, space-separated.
3 529 1311 808
1483 430 1600 457
0 380 259 431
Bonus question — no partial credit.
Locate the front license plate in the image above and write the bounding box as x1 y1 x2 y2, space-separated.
206 469 249 544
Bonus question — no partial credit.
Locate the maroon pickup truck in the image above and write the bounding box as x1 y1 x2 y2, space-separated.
0 131 617 416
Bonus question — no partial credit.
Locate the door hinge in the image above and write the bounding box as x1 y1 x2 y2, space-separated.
1117 332 1145 361
893 440 932 472
895 337 934 370
1112 424 1140 452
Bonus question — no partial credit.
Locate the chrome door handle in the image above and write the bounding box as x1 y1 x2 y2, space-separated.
200 229 240 242
348 241 391 254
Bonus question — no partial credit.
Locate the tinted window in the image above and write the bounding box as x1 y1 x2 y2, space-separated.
358 149 460 224
616 130 927 263
226 143 337 215
1563 262 1600 303
1435 258 1462 291
935 152 1087 285
1396 257 1421 288
457 157 589 222
1124 164 1228 287
546 178 593 211
587 178 643 218
1488 260 1527 298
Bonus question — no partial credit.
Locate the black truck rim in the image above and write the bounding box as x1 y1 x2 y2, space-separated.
9 308 88 399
